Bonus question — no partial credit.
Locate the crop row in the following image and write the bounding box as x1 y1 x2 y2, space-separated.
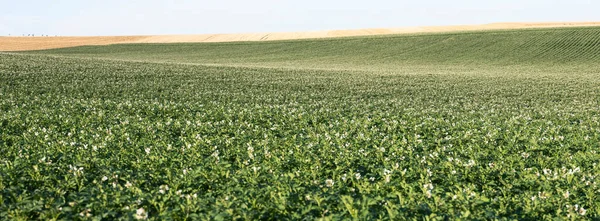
2 53 600 219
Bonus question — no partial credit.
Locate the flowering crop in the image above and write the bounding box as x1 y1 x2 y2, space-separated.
2 27 600 219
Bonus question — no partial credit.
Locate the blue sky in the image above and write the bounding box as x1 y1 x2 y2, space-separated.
1 0 599 36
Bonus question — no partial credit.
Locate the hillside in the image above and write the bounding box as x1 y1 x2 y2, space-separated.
29 27 600 70
2 22 600 51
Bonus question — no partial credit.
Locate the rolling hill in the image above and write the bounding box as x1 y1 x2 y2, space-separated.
2 22 600 51
27 27 600 70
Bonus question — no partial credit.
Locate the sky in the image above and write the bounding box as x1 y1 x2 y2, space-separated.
1 0 599 36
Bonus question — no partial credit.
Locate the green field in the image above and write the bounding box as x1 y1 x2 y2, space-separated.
2 27 600 220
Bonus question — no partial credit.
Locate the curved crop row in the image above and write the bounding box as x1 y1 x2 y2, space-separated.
25 27 600 69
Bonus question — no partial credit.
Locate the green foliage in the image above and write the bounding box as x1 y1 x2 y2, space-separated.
1 28 600 219
28 27 600 69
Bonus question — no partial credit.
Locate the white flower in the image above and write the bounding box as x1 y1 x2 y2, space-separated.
102 176 108 182
79 209 92 217
426 190 432 198
423 183 433 190
543 169 551 175
135 208 148 220
578 206 586 216
465 160 476 167
247 146 254 159
325 179 334 187
145 148 151 154
68 165 84 176
125 181 132 188
563 190 569 199
355 173 361 180
159 185 169 194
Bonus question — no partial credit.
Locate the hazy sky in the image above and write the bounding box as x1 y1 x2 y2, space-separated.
1 0 599 36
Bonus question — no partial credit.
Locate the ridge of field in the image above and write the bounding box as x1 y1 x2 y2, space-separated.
131 22 600 44
2 22 600 51
29 27 600 71
2 27 600 219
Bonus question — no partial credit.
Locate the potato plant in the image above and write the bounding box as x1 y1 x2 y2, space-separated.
2 27 600 220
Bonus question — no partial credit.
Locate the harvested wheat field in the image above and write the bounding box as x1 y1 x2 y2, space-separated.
0 36 147 52
2 22 600 51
